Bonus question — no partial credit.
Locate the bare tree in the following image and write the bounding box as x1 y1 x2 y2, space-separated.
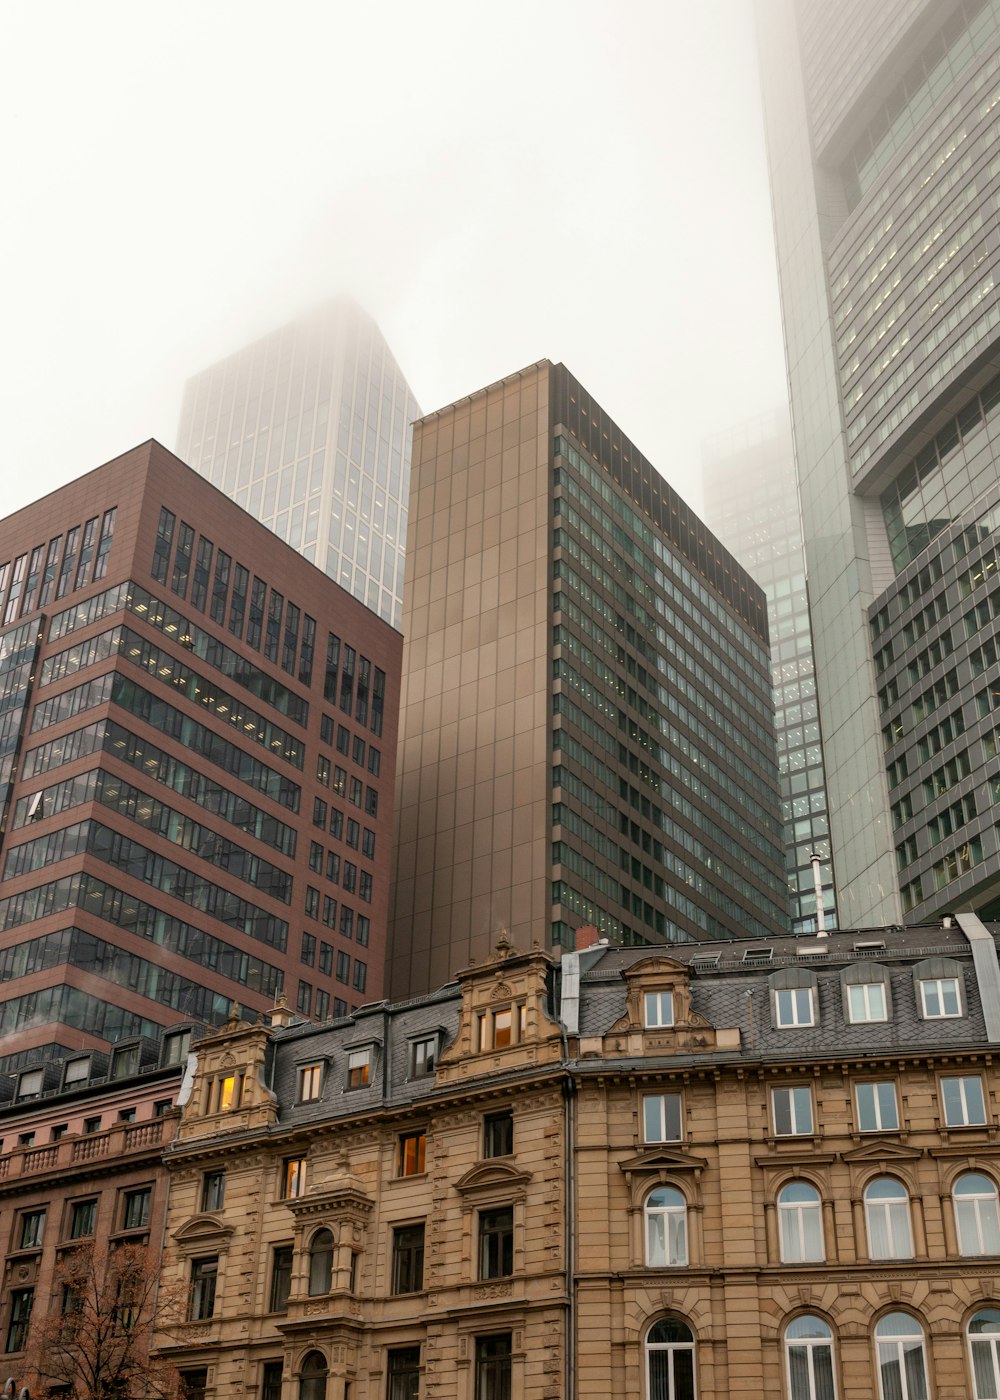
24 1241 182 1400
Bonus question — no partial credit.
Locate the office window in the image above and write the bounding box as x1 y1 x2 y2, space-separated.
202 1171 226 1212
387 1347 421 1400
315 990 330 1021
483 1110 514 1158
391 1223 425 1294
5 1288 33 1353
919 976 961 1018
189 1257 218 1321
18 1210 45 1250
298 1063 324 1102
864 1178 913 1259
301 932 316 966
283 1157 307 1198
954 1172 1000 1256
969 1309 1000 1399
347 1049 370 1089
478 1207 513 1279
942 1074 987 1127
319 941 333 975
410 1035 437 1079
847 982 887 1023
775 987 814 1027
777 1182 824 1263
399 1131 426 1177
269 1245 293 1313
645 1319 694 1400
353 960 367 994
875 1314 927 1400
362 827 376 859
308 1229 333 1296
475 1334 511 1400
644 1187 687 1267
785 1316 835 1400
643 1093 683 1144
771 1086 814 1137
297 982 312 1016
122 1188 151 1231
644 991 674 1028
309 841 323 872
69 1198 97 1239
261 1361 284 1400
299 1351 327 1400
856 1081 899 1133
336 724 350 755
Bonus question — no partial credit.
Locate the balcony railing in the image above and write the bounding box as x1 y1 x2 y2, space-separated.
0 1116 166 1182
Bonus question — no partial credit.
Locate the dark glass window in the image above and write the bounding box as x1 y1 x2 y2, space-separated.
171 522 195 599
324 633 341 704
57 525 80 598
262 1361 284 1400
189 1256 217 1320
387 1347 421 1400
270 1245 293 1313
180 1369 208 1400
202 1171 226 1212
483 1111 513 1158
6 1288 33 1353
308 1228 334 1295
478 1208 513 1279
191 535 213 612
123 1188 151 1230
264 590 283 663
229 563 249 638
210 550 231 625
340 646 355 714
247 577 267 650
151 511 176 586
391 1224 425 1294
299 615 316 686
299 1352 327 1400
70 1198 97 1239
475 1335 511 1400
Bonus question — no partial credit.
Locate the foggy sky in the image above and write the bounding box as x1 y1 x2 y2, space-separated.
1 0 787 525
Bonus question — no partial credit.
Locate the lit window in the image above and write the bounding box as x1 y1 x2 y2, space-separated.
775 987 814 1027
644 1187 687 1266
643 1093 683 1143
785 1316 835 1400
298 1064 324 1102
864 1178 913 1259
218 1075 239 1111
856 1081 899 1133
847 982 887 1022
777 1183 824 1263
875 1313 927 1400
475 1003 526 1052
771 1086 813 1137
399 1131 426 1177
645 1319 694 1400
283 1157 307 1198
919 976 961 1018
969 1308 1000 1398
954 1173 1000 1256
941 1074 987 1126
644 991 674 1028
347 1049 370 1090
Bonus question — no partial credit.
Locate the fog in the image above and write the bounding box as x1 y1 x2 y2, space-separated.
0 0 786 522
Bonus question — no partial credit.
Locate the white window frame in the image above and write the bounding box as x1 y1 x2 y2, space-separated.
347 1049 371 1090
855 1080 900 1133
941 1073 987 1127
968 1308 1000 1399
775 986 815 1028
954 1173 1000 1256
297 1063 324 1102
771 1085 814 1137
784 1316 836 1400
874 1314 928 1400
644 1187 688 1267
644 991 675 1028
919 975 961 1018
847 981 887 1023
777 1183 824 1263
864 1178 913 1260
645 1321 695 1400
642 1092 683 1144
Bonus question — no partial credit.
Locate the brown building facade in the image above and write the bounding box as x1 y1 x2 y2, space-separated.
0 442 402 1072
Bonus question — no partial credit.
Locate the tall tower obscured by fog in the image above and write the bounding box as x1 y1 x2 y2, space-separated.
758 0 1000 928
177 301 419 629
702 412 837 933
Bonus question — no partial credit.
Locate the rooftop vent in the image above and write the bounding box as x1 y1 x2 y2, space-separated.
742 947 773 964
853 941 886 956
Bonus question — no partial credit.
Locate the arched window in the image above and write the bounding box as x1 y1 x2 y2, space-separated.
299 1351 328 1400
646 1318 695 1400
777 1183 824 1263
969 1308 1000 1399
864 1178 913 1259
308 1228 334 1295
785 1315 836 1400
954 1174 1000 1256
644 1187 688 1267
874 1314 927 1400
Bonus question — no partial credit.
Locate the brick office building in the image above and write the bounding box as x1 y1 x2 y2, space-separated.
0 442 401 1073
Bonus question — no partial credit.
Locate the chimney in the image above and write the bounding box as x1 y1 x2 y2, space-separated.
575 924 602 952
269 992 293 1029
809 852 827 937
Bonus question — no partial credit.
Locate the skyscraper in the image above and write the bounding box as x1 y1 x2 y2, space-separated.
177 300 420 629
702 412 837 932
758 0 1000 927
389 360 787 997
0 442 401 1072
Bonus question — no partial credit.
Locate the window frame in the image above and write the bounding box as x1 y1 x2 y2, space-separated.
475 1333 512 1400
644 990 675 1028
771 1084 814 1137
644 1318 695 1400
774 986 815 1028
121 1186 152 1232
189 1256 218 1321
847 980 888 1023
391 1222 426 1295
644 1186 688 1267
642 1091 683 1144
968 1307 1000 1399
478 1206 514 1280
874 1312 928 1400
864 1177 914 1260
269 1244 293 1314
941 1073 988 1127
855 1080 900 1133
282 1156 307 1198
777 1182 825 1264
307 1228 334 1297
784 1315 836 1400
483 1109 514 1159
297 1063 324 1103
202 1170 226 1212
953 1172 1000 1256
398 1130 426 1177
919 975 962 1019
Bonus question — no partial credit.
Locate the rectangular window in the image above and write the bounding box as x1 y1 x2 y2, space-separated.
228 562 249 637
262 1361 284 1400
478 1207 514 1279
347 1049 371 1089
340 906 354 941
410 1036 437 1079
336 723 350 755
942 1074 987 1127
346 818 360 849
353 960 367 994
847 982 888 1023
5 1288 33 1353
920 977 962 1018
202 1171 226 1212
368 746 381 776
189 1257 217 1320
642 1093 682 1143
771 1085 814 1136
399 1131 426 1177
336 950 350 983
856 1081 899 1133
365 786 379 817
319 941 333 975
18 1210 45 1250
163 1029 192 1066
774 986 815 1027
387 1346 421 1400
644 991 674 1027
210 549 231 625
483 1110 514 1158
151 508 175 585
180 1369 208 1400
69 1198 97 1239
283 1157 307 1198
352 735 366 766
359 872 373 903
356 915 370 947
122 1188 151 1231
309 842 323 872
269 1245 293 1313
391 1224 425 1294
306 886 320 919
315 989 330 1020
298 1064 324 1102
362 828 376 859
297 981 312 1016
475 1335 511 1400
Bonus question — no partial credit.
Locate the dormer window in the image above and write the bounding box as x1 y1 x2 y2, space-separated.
775 987 814 1028
16 1069 44 1101
920 976 961 1018
644 991 675 1029
111 1045 139 1079
62 1056 91 1088
347 1049 371 1090
410 1034 438 1079
297 1063 324 1102
475 1003 526 1052
847 982 887 1023
163 1029 192 1067
207 1072 243 1113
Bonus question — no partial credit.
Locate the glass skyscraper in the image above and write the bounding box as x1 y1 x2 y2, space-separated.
177 300 419 629
703 412 837 932
758 0 1000 926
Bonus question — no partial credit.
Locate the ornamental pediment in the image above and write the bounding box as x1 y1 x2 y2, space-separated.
840 1140 923 1164
619 1147 707 1175
286 1181 373 1220
454 1161 533 1196
172 1213 235 1244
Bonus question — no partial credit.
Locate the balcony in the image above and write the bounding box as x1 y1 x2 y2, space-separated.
0 1117 168 1182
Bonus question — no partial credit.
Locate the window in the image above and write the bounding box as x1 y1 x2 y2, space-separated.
52 1122 69 1139
643 1092 682 1143
410 1035 437 1079
476 1207 515 1284
18 1210 45 1249
63 1055 91 1087
180 1369 208 1400
387 1347 421 1400
778 1183 824 1263
154 1099 173 1117
189 1257 218 1320
301 932 316 966
942 1074 987 1127
84 1115 101 1134
299 1351 328 1400
298 1063 324 1102
308 1229 334 1296
262 1361 284 1400
163 1029 192 1065
775 987 814 1027
399 1131 426 1177
69 1198 97 1239
111 1045 140 1079
5 1287 33 1354
202 1171 226 1212
875 1314 927 1400
954 1172 1000 1255
847 982 887 1022
856 1081 899 1133
645 1187 688 1266
122 1188 151 1231
217 1074 240 1111
269 1245 293 1313
644 991 674 1028
119 1108 136 1124
353 960 367 993
864 1178 913 1259
348 1049 371 1089
785 1316 835 1400
484 1110 514 1158
391 1223 425 1294
919 976 961 1018
475 1334 512 1400
645 1318 695 1400
970 1309 1000 1399
17 1068 43 1099
283 1157 307 1198
772 1086 814 1137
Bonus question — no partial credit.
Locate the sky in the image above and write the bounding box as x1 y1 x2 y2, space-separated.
0 0 787 524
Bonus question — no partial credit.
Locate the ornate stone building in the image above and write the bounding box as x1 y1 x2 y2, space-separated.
154 917 1000 1400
